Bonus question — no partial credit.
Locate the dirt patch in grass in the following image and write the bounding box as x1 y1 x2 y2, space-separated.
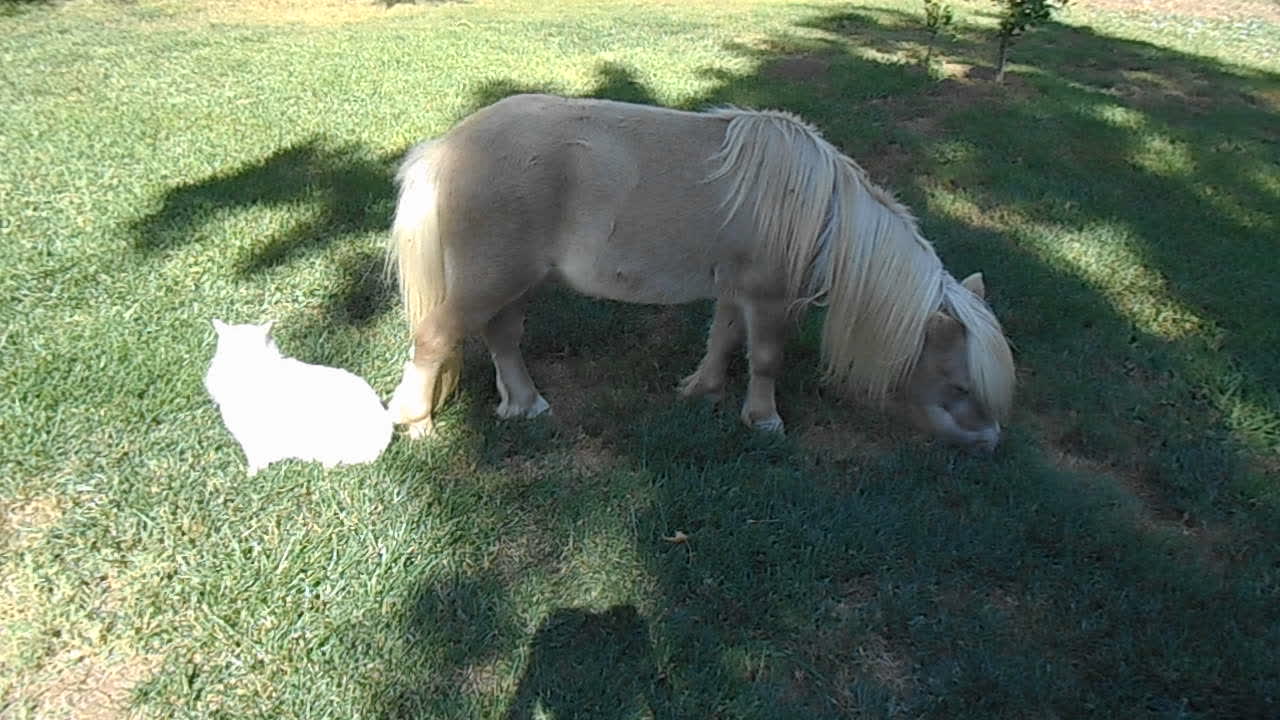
2 498 158 719
866 61 1037 128
854 62 1038 183
524 304 694 436
854 139 916 189
567 433 623 475
6 649 161 720
763 54 832 84
852 632 917 696
1246 87 1280 112
642 305 694 351
1065 66 1223 116
789 616 920 713
1034 416 1236 572
527 356 607 432
2 496 63 551
795 412 906 462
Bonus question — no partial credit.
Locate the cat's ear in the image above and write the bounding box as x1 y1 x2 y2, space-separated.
212 318 227 334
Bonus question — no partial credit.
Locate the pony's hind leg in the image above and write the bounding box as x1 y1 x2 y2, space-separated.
740 297 788 433
388 307 464 439
482 296 549 419
679 298 744 401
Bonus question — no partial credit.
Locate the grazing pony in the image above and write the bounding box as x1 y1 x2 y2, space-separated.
387 94 1014 452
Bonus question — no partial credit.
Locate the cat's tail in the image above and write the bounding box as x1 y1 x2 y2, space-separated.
386 139 462 413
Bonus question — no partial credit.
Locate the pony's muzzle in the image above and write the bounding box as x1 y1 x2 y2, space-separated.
967 423 1001 455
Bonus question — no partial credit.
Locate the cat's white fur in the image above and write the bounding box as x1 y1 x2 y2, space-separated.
204 319 392 475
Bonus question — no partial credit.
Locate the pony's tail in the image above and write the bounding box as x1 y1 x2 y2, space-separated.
386 140 462 411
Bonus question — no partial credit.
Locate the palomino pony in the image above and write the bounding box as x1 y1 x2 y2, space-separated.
386 94 1015 452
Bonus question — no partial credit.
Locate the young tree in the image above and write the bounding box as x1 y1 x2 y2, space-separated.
992 0 1069 82
922 0 955 66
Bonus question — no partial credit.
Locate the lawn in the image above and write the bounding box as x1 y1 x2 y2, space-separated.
2 0 1278 717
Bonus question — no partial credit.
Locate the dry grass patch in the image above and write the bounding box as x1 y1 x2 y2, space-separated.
3 648 160 720
93 0 455 27
1081 0 1280 23
2 496 63 552
454 657 508 698
852 632 918 697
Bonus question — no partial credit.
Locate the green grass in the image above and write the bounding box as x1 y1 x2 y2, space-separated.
2 0 1279 717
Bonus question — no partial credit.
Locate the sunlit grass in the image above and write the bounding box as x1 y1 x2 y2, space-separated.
3 0 1279 717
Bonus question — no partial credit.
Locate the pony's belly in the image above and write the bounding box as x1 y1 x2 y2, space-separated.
553 259 716 305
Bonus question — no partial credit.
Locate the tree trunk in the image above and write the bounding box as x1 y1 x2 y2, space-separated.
995 33 1010 83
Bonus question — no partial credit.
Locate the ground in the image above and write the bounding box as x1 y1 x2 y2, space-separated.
2 0 1278 717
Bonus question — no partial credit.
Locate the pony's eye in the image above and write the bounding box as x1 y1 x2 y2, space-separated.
950 384 970 397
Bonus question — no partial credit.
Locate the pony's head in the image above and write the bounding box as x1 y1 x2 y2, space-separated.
899 273 1014 454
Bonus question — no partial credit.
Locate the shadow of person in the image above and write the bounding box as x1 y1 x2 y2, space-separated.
503 605 670 720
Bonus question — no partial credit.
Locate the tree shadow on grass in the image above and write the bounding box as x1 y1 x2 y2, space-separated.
377 12 1280 718
502 605 670 720
375 573 523 719
464 60 661 115
130 138 403 333
0 0 54 16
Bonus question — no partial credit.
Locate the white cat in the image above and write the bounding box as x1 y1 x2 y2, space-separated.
203 319 393 476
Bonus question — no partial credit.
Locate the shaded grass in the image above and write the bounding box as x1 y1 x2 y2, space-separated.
2 0 1278 718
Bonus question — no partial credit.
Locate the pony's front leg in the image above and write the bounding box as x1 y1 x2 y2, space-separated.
679 299 744 401
740 298 788 433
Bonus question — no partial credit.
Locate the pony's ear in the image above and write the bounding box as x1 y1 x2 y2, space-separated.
259 320 275 336
211 318 227 333
961 272 986 300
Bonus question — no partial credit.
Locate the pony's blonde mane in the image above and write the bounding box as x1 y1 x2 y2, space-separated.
708 108 1014 419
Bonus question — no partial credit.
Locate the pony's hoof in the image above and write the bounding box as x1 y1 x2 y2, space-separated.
677 373 724 402
496 395 551 420
744 414 785 435
406 419 435 440
528 395 551 418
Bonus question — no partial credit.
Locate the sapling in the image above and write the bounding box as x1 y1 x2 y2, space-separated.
992 0 1069 82
922 0 955 66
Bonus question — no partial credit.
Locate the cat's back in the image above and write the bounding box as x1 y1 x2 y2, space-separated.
281 357 392 458
280 357 384 408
